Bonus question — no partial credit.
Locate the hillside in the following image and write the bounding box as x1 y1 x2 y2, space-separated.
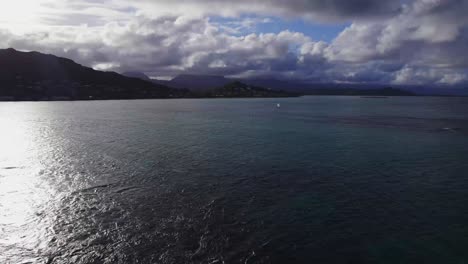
0 48 186 100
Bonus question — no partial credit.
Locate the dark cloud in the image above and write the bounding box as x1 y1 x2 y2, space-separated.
134 0 402 21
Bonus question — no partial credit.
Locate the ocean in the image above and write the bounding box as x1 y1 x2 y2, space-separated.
1 96 468 263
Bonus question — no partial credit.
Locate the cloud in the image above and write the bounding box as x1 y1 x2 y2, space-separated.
0 15 321 78
325 0 468 84
393 66 468 85
129 0 402 21
0 0 467 87
328 0 468 62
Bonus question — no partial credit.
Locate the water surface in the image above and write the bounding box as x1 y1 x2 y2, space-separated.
1 96 468 263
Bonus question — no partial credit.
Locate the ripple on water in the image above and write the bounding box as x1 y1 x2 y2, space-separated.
1 98 468 263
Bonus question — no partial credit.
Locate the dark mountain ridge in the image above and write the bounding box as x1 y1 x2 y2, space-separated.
0 48 186 100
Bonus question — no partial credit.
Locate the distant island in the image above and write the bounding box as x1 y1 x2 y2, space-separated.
0 48 419 101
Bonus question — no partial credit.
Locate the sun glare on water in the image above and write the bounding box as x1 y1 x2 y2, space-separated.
0 105 54 262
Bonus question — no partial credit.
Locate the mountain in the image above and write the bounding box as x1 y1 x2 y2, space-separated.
119 70 468 97
169 74 232 91
164 75 424 96
196 81 299 98
122 71 152 81
0 48 186 101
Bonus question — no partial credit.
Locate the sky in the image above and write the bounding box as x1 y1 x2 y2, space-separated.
0 0 467 87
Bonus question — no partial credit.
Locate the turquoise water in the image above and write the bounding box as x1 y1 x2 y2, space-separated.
1 96 468 263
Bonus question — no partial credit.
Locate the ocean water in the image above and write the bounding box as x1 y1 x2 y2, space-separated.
1 96 468 264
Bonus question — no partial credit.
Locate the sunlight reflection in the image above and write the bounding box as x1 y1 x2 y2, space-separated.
0 105 54 262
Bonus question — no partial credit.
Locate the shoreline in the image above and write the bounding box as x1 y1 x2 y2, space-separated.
3 94 468 102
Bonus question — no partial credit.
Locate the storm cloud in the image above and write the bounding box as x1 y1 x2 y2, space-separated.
131 0 403 21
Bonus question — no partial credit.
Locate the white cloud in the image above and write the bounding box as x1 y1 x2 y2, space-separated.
0 0 467 86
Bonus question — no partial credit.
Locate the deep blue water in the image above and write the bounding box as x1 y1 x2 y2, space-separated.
1 96 468 263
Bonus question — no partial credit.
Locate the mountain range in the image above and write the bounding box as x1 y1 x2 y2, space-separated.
124 70 468 97
125 72 418 96
4 48 463 101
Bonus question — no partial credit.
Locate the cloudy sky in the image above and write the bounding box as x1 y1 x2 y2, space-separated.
1 0 467 86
